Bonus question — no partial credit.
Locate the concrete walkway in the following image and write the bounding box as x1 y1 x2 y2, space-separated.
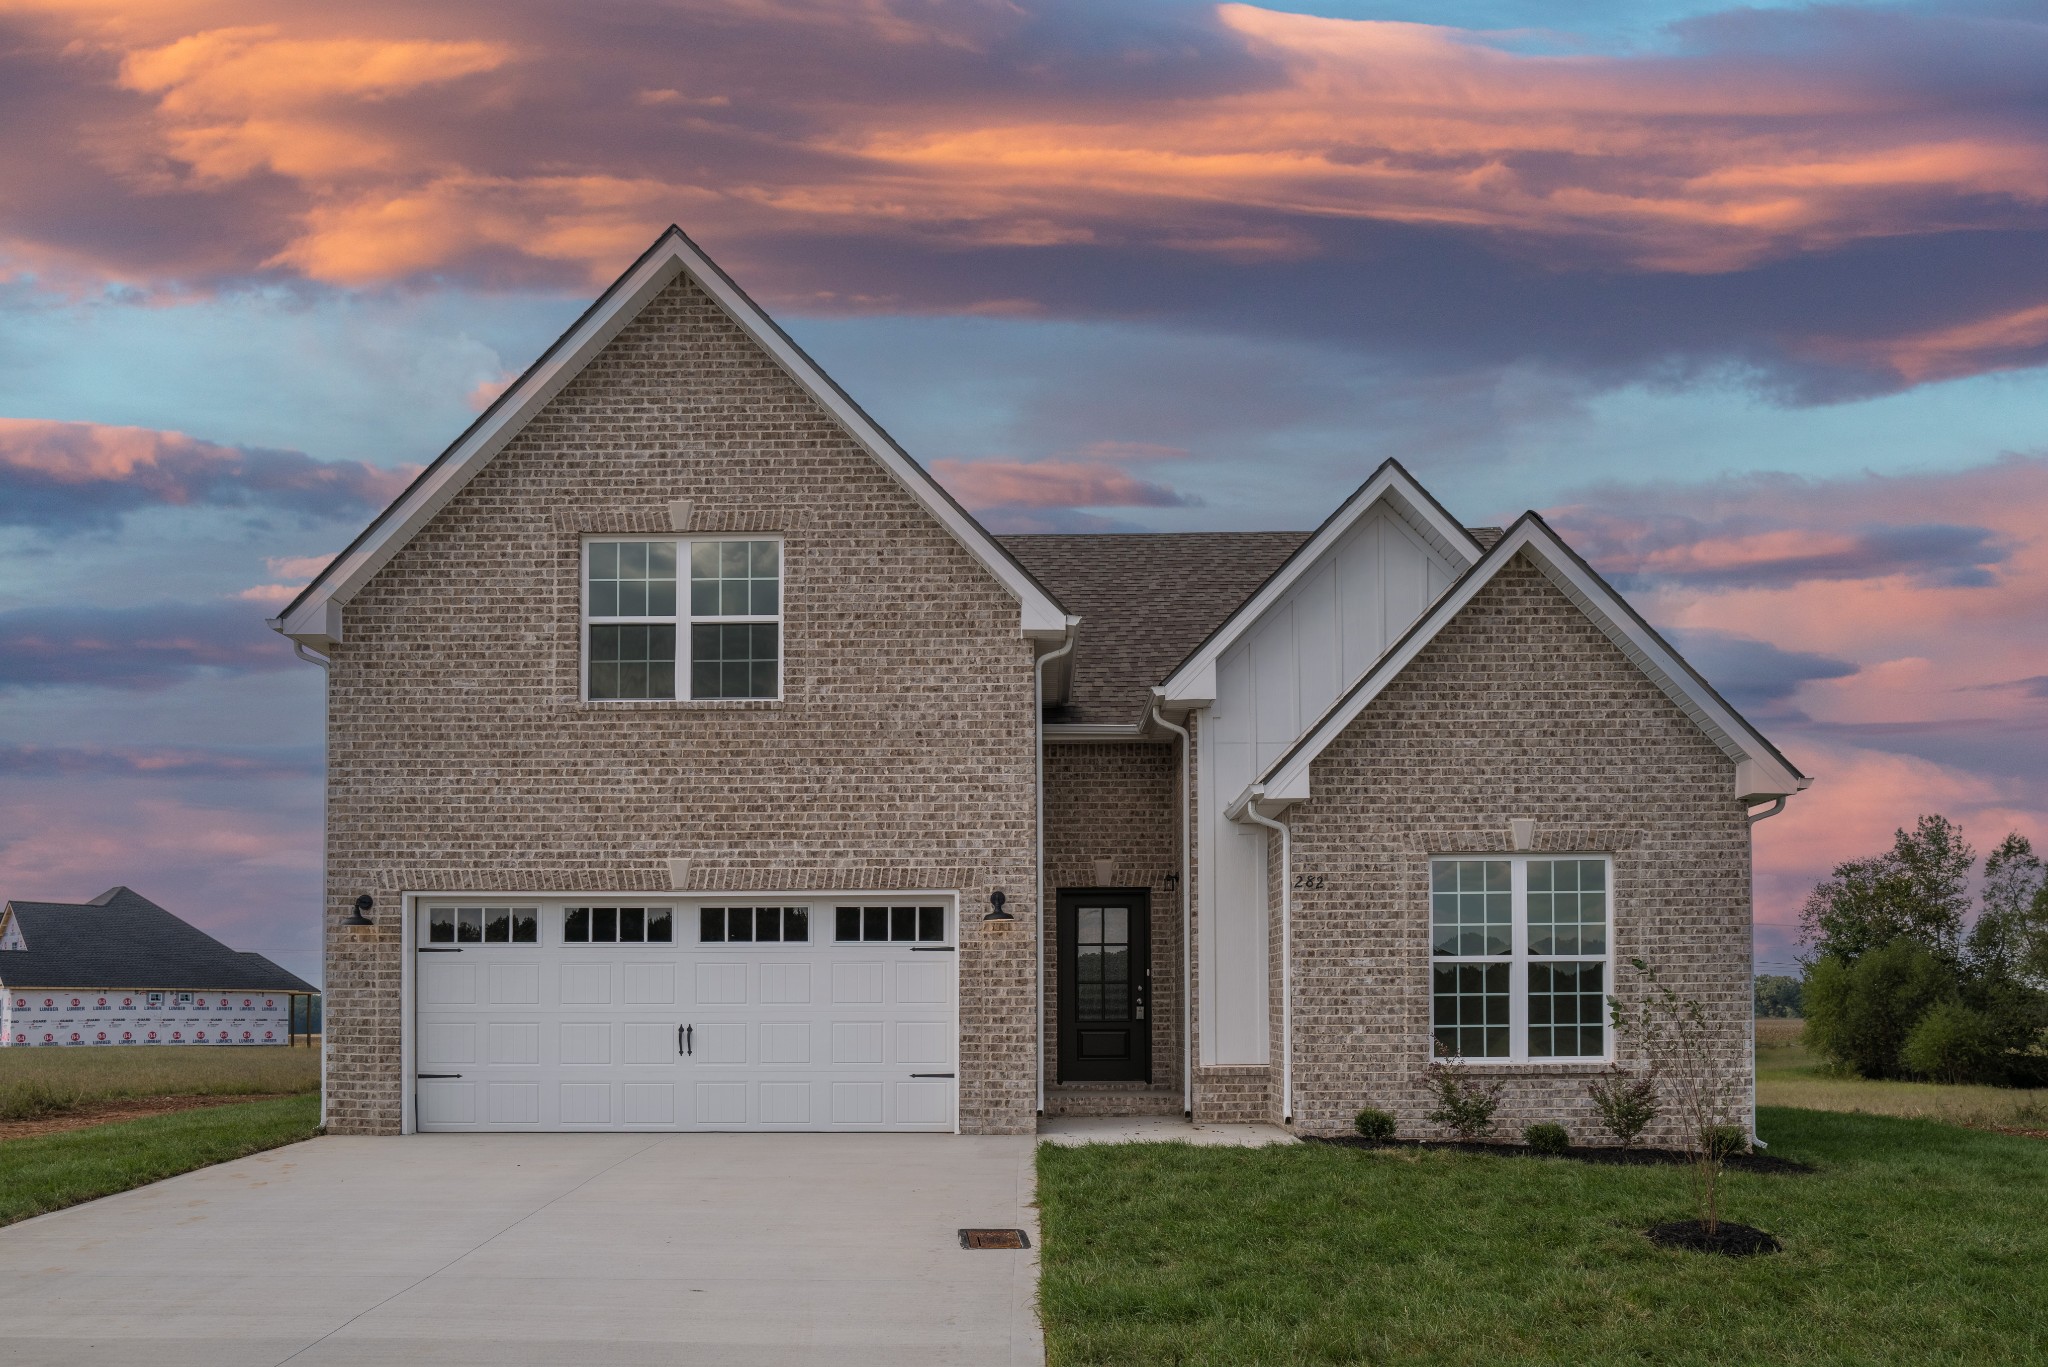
0 1134 1042 1367
1038 1115 1297 1147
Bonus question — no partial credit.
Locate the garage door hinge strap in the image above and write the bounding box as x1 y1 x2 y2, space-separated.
911 1073 956 1078
416 1073 462 1079
911 945 956 952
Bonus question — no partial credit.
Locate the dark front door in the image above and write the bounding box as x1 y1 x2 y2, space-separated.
1057 889 1151 1083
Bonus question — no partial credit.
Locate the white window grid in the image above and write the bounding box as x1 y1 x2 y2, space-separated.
1427 854 1613 1064
580 536 784 702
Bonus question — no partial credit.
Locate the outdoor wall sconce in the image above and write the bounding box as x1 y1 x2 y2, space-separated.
1163 873 1181 893
984 890 1013 921
342 893 375 926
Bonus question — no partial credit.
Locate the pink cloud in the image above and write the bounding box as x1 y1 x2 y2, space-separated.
932 456 1198 511
0 1 2043 388
0 419 416 531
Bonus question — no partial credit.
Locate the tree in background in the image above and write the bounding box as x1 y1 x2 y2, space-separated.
1804 940 1953 1079
1801 816 2047 1086
1970 834 2048 988
1799 814 1973 967
1753 975 1803 1018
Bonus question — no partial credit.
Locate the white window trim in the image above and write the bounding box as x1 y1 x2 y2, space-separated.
580 535 785 703
1428 853 1614 1066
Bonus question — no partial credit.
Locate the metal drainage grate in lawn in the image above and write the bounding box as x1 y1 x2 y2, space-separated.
958 1228 1031 1249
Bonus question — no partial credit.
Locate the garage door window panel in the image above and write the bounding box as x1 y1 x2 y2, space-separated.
564 906 674 944
429 906 539 945
834 906 947 943
700 906 810 943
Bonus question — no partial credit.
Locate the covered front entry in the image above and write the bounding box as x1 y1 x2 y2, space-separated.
1056 889 1151 1082
413 896 958 1131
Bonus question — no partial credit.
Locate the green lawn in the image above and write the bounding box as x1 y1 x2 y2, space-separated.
0 1044 320 1118
0 1094 320 1226
1037 1107 2048 1366
1756 1019 2046 1130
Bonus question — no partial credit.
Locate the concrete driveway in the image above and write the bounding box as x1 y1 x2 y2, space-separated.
0 1133 1042 1367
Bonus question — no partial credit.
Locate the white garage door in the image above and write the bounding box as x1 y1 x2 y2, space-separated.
413 899 957 1131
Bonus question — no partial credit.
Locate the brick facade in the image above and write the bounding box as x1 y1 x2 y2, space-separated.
321 274 1041 1135
1276 557 1753 1143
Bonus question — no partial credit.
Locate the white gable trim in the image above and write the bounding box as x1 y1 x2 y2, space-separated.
1154 460 1480 707
273 227 1068 649
1250 513 1810 809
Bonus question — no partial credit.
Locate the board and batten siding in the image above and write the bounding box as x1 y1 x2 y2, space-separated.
1197 504 1458 1064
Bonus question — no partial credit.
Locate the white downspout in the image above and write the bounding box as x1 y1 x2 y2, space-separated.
1237 786 1293 1125
288 637 332 1130
1034 623 1079 1115
1743 795 1789 1149
1149 696 1193 1117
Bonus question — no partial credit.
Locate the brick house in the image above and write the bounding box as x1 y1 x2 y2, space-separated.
272 228 1808 1140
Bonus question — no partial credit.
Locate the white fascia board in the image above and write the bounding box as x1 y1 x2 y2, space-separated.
276 228 1065 647
1155 459 1479 706
1258 516 1810 809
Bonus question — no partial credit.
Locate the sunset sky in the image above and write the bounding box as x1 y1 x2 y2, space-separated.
4 0 2046 986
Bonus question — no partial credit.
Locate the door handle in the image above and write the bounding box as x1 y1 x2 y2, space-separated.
678 1024 693 1056
677 1024 685 1056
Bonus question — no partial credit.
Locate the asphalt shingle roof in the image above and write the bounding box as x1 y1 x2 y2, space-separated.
998 532 1313 726
0 887 315 993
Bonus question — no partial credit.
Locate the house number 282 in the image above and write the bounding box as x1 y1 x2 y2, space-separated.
1291 874 1327 890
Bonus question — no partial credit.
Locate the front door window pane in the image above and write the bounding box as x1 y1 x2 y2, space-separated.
1075 904 1132 1022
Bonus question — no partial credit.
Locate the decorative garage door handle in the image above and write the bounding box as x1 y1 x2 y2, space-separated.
677 1024 693 1056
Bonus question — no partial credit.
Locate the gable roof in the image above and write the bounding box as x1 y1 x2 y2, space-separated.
1242 513 1810 811
272 226 1069 650
0 886 316 993
1154 459 1483 708
999 532 1313 726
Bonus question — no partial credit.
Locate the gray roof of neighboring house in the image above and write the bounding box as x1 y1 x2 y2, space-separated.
999 532 1314 726
0 886 316 993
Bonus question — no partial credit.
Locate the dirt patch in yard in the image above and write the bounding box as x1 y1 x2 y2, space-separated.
0 1093 303 1141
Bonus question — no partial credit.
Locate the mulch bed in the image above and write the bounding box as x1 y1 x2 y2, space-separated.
0 1093 299 1142
1647 1219 1783 1256
1305 1134 1813 1174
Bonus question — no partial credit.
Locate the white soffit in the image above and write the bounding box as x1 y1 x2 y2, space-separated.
1254 514 1810 807
1154 459 1481 706
274 227 1069 648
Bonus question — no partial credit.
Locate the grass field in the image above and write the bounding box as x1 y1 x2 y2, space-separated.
1037 1106 2048 1366
0 1046 320 1120
0 1094 320 1226
1756 1018 2047 1130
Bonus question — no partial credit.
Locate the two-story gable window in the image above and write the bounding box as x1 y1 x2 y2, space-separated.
584 538 781 700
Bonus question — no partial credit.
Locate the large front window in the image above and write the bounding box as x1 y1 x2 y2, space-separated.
1429 856 1611 1061
584 538 781 700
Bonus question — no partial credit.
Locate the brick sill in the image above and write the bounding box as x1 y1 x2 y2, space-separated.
560 699 785 713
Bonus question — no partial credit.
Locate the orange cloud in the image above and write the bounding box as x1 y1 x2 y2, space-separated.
117 26 513 181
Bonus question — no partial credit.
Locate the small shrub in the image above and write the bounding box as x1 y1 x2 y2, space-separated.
1353 1107 1397 1141
0 1078 80 1121
1586 1064 1660 1148
1901 1000 2001 1084
1421 1055 1505 1141
1702 1124 1750 1160
1523 1122 1569 1155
